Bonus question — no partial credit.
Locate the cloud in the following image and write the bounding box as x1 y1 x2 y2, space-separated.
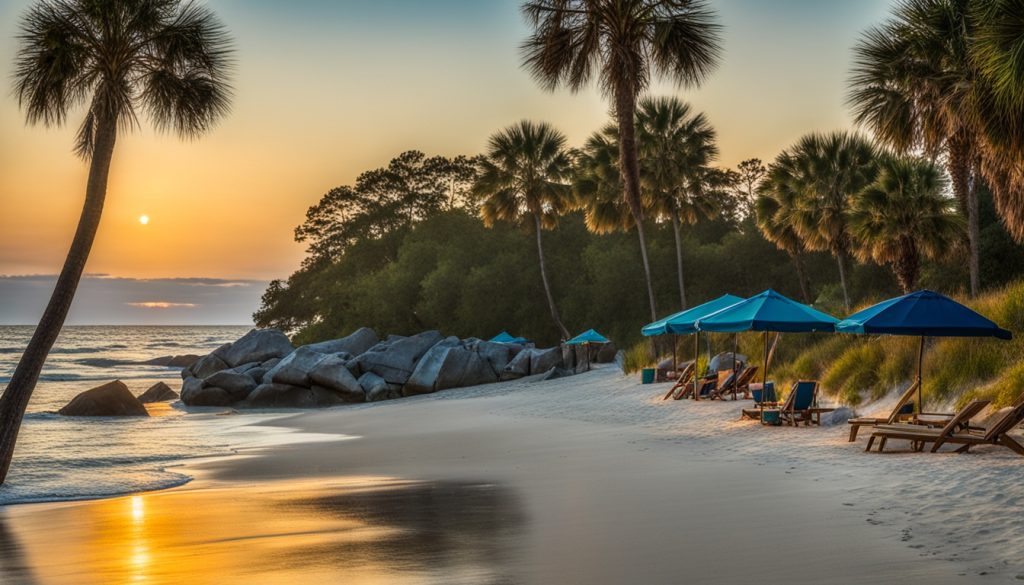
125 301 201 309
0 275 268 325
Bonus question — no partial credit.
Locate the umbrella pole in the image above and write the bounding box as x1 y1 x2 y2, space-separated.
917 336 925 414
732 334 739 400
763 330 769 386
672 336 677 374
693 332 700 401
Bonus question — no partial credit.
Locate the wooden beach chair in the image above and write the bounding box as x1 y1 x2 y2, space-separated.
662 362 695 400
864 400 991 453
867 393 1024 455
847 381 918 441
731 365 759 400
708 370 735 400
779 380 832 426
677 377 716 400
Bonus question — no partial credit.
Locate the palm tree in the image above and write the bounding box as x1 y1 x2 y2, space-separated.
520 0 722 322
848 156 964 292
776 132 877 311
847 0 1024 296
573 125 635 235
756 154 812 303
1 0 233 485
636 96 718 310
474 121 574 339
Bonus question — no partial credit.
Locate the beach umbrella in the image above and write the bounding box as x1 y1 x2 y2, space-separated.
490 331 529 344
566 329 610 371
641 294 745 393
696 289 839 395
837 290 1012 412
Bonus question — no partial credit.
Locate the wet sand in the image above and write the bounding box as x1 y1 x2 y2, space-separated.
1 365 1015 584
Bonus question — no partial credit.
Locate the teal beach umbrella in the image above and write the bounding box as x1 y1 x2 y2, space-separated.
566 329 610 370
490 331 529 344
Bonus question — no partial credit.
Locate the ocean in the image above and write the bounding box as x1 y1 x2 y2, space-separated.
0 325 321 505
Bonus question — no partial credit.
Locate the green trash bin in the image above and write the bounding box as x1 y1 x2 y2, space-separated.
641 368 655 384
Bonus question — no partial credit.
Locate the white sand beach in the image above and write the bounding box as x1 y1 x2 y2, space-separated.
2 365 1022 584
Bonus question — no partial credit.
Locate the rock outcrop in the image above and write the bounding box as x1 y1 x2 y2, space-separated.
60 381 149 417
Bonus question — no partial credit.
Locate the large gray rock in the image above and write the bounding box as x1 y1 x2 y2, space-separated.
203 370 258 401
221 329 294 368
189 353 229 379
312 383 364 403
352 330 444 385
403 338 462 396
561 345 577 371
359 372 395 402
59 381 149 417
264 346 332 387
181 376 235 406
304 327 379 357
137 382 178 403
242 383 344 408
473 341 517 377
309 355 364 399
596 343 617 363
167 354 201 368
501 349 533 381
435 347 498 391
530 347 563 374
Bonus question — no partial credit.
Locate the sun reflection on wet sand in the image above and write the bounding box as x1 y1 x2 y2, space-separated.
0 478 525 585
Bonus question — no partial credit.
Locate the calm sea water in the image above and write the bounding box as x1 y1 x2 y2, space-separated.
0 326 326 506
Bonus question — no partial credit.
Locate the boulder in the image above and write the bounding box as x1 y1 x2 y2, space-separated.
137 382 178 403
403 338 462 396
561 345 577 371
473 341 517 376
221 329 294 368
352 330 444 385
167 354 201 368
264 346 332 387
596 343 617 363
231 361 261 374
359 372 394 402
183 387 234 407
501 349 533 381
304 327 379 357
203 370 258 401
244 366 269 384
189 353 230 379
309 355 364 399
435 348 498 391
261 357 282 369
242 383 344 408
530 347 563 375
59 381 149 416
180 376 203 402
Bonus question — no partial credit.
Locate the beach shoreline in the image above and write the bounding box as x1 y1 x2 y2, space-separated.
1 365 1020 584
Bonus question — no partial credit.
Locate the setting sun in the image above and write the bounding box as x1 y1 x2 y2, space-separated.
139 215 149 225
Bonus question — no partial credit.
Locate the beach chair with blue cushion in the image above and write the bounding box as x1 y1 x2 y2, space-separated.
779 380 831 426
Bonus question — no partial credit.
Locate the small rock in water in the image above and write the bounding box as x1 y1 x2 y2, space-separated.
59 381 149 417
137 381 179 403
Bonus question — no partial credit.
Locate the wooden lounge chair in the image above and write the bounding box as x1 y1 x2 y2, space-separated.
662 362 695 400
743 380 831 426
708 370 735 400
677 377 716 400
867 394 1024 455
847 381 918 441
865 400 990 453
731 365 759 400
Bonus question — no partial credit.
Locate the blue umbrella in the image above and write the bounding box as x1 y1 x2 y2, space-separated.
566 329 610 371
490 331 528 344
641 295 745 397
697 289 839 390
837 290 1012 411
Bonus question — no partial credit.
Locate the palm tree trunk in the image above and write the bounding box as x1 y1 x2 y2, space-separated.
835 250 851 311
615 86 658 322
947 133 980 297
534 213 570 340
790 250 811 303
0 116 117 486
894 237 919 293
671 212 687 310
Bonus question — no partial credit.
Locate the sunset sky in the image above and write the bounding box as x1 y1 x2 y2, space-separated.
0 0 891 324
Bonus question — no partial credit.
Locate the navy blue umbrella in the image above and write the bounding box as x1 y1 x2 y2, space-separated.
837 290 1012 411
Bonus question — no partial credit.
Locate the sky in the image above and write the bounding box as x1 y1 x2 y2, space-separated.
0 0 893 324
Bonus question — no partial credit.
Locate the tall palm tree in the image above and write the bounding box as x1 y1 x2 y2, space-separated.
849 156 964 292
520 0 722 321
1 0 233 485
474 121 574 339
636 96 718 310
778 132 877 311
572 125 635 235
847 0 1024 296
756 154 812 303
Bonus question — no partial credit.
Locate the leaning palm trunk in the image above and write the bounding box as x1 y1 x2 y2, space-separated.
790 250 811 304
671 212 687 310
615 88 658 322
534 213 570 340
0 118 117 484
947 135 980 297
